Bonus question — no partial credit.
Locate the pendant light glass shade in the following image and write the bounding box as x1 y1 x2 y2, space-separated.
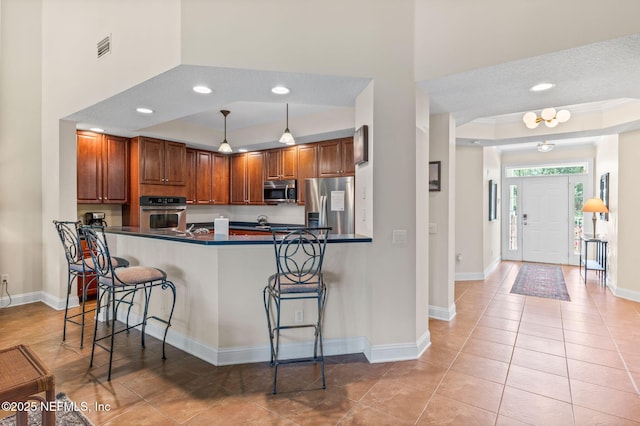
218 110 233 153
279 104 295 145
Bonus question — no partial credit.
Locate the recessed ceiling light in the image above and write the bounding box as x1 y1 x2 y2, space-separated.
136 107 153 114
530 83 555 92
90 127 104 133
238 148 248 153
271 86 290 95
193 85 212 94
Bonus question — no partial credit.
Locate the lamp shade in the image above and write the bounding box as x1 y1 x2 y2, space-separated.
279 103 295 145
582 198 609 213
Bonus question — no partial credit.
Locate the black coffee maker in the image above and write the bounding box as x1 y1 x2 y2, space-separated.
84 212 107 226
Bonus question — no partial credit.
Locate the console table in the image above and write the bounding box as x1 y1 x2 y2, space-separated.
580 237 608 285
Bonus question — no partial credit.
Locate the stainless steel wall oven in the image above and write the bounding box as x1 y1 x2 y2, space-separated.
139 196 187 231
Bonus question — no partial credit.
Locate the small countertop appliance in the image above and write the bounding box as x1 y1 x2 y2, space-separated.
84 212 107 226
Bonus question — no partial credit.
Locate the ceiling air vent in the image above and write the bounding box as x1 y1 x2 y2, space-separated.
97 35 111 59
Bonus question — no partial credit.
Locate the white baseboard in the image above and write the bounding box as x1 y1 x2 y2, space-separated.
0 291 43 308
41 292 77 311
116 309 430 366
429 303 456 321
454 257 501 281
485 256 501 277
455 272 485 281
363 329 431 363
607 281 640 303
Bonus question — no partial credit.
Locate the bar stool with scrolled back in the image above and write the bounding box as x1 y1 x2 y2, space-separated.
81 225 177 380
263 227 330 394
52 220 130 348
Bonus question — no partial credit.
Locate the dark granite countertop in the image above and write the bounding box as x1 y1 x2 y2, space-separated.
105 226 372 246
187 221 301 232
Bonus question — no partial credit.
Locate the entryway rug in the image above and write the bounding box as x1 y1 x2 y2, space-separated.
510 263 571 301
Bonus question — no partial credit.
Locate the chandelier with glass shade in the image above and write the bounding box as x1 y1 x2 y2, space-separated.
523 108 571 129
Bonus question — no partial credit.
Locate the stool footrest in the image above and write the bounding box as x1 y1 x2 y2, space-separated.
274 356 323 366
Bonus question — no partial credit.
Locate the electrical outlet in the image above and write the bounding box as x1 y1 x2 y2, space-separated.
294 310 304 324
1 274 7 283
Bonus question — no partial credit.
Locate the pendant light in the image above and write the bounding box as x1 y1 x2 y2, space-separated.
218 110 232 153
279 103 295 145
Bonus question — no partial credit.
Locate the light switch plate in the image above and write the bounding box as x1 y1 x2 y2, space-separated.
392 230 407 244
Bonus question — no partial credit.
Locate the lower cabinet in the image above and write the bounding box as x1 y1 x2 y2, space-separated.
78 239 97 300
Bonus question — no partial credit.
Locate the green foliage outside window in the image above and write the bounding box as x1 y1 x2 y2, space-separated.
510 166 587 177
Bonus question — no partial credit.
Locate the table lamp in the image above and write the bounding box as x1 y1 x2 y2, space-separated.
582 198 609 238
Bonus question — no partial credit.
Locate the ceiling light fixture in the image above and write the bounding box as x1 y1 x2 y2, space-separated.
271 86 290 95
136 107 153 114
530 82 555 92
523 107 570 129
537 141 555 152
193 85 212 94
279 103 295 145
218 110 233 153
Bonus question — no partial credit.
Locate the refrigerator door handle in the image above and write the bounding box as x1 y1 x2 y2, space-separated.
319 195 327 227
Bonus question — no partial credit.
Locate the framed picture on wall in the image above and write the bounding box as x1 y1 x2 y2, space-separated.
429 161 441 192
600 172 609 221
489 179 498 221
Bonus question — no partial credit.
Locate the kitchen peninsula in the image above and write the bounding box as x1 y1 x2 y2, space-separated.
103 226 371 366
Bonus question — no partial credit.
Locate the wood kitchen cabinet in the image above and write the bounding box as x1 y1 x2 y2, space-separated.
195 150 229 204
123 137 188 227
139 136 186 185
77 130 129 204
317 137 354 178
212 152 230 204
264 146 298 180
186 148 197 204
186 148 229 205
230 152 264 204
296 144 317 205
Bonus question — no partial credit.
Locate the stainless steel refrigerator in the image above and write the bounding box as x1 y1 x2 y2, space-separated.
305 177 355 234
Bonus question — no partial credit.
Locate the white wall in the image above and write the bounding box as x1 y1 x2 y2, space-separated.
615 130 640 300
454 147 484 279
414 0 640 80
429 114 456 320
500 144 596 165
355 82 374 238
40 0 182 304
594 135 618 292
483 147 501 272
0 0 43 303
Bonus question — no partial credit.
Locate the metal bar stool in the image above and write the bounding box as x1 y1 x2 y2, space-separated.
81 225 177 381
52 220 129 348
263 227 330 394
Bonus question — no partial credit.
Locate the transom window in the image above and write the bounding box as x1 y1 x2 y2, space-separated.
505 162 589 178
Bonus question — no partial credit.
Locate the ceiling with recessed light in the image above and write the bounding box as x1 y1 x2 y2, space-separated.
420 33 640 149
66 33 640 152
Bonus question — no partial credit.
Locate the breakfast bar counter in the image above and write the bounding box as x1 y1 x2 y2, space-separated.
105 226 372 245
102 227 371 367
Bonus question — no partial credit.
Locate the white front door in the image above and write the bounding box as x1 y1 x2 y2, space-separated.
521 177 569 264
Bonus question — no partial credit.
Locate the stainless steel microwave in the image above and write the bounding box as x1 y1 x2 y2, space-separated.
263 179 297 204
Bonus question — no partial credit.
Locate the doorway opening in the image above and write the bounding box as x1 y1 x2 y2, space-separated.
502 160 592 265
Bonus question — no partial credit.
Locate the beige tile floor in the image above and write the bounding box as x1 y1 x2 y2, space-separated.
1 261 640 425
